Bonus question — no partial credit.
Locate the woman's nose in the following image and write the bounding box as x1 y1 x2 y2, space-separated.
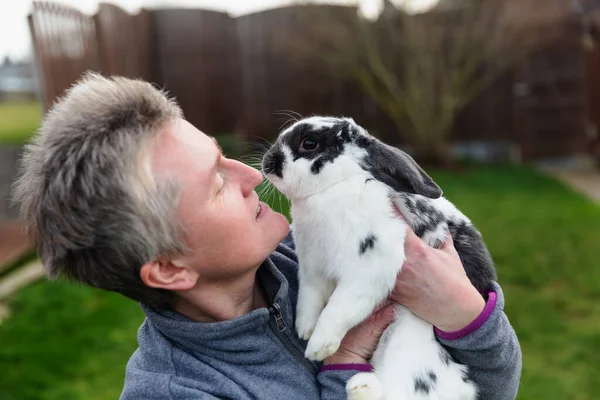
234 160 264 196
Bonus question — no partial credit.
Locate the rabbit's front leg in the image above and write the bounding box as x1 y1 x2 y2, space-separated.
296 271 335 341
304 268 398 361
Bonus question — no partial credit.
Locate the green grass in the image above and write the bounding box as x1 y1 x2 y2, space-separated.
0 281 145 400
0 165 598 399
0 102 41 145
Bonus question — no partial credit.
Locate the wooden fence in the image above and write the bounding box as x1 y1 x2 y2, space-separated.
94 3 152 81
28 2 100 112
28 1 593 161
152 9 241 133
235 6 382 140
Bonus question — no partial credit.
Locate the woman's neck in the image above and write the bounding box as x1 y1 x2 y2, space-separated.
173 270 269 323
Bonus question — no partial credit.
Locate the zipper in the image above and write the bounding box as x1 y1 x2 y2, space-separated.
268 302 318 376
269 303 287 332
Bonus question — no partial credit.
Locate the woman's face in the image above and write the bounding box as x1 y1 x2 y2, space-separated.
151 119 290 282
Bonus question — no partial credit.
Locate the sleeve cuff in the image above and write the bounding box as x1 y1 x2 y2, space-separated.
320 363 373 373
434 290 497 341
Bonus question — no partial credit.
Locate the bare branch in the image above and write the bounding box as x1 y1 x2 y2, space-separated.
283 0 571 160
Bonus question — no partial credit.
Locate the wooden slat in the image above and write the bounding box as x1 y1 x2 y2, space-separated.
30 1 104 110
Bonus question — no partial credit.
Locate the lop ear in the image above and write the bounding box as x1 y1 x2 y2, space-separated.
363 142 442 199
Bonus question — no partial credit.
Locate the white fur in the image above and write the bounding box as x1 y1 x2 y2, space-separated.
264 117 478 400
291 175 407 360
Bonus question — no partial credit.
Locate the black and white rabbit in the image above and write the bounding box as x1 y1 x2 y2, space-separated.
261 116 496 400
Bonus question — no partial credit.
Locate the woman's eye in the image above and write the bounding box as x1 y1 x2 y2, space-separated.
218 173 226 192
300 138 318 152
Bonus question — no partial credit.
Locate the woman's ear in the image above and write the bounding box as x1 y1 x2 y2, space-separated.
140 258 199 291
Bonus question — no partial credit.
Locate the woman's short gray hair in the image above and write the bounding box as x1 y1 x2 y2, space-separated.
12 72 186 309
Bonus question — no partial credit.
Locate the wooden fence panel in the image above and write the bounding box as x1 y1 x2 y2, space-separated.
513 19 589 160
235 5 394 143
152 9 241 134
94 3 152 80
29 1 101 111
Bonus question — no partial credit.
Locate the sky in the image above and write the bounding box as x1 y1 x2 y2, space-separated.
0 0 439 62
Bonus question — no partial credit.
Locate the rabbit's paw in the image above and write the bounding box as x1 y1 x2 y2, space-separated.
346 373 385 400
295 314 319 341
305 329 342 361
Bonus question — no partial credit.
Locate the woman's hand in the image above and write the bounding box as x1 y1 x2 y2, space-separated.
322 302 396 365
391 227 485 332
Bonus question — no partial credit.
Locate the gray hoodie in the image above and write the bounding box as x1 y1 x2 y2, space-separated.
120 235 521 399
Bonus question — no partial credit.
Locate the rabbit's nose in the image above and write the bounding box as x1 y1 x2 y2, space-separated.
262 150 285 178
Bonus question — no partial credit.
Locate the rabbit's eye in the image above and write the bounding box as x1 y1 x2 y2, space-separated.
300 138 318 152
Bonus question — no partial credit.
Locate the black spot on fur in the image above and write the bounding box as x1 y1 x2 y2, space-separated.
359 234 377 255
365 178 374 183
447 219 497 292
263 150 285 178
414 377 431 394
427 371 437 383
414 370 438 394
407 198 443 221
311 158 325 174
404 197 444 238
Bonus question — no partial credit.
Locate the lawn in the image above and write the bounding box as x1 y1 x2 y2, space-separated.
0 101 41 145
0 164 598 397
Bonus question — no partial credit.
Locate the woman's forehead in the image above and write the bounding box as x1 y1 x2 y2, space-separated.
151 119 219 177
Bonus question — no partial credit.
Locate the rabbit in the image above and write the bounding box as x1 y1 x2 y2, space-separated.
261 116 496 400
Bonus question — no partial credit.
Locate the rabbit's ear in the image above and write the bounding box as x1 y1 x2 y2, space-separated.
363 143 442 199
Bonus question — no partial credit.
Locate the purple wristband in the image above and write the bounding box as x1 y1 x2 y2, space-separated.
434 290 497 340
320 363 373 373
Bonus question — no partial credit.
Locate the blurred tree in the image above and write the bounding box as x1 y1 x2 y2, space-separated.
294 0 572 166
